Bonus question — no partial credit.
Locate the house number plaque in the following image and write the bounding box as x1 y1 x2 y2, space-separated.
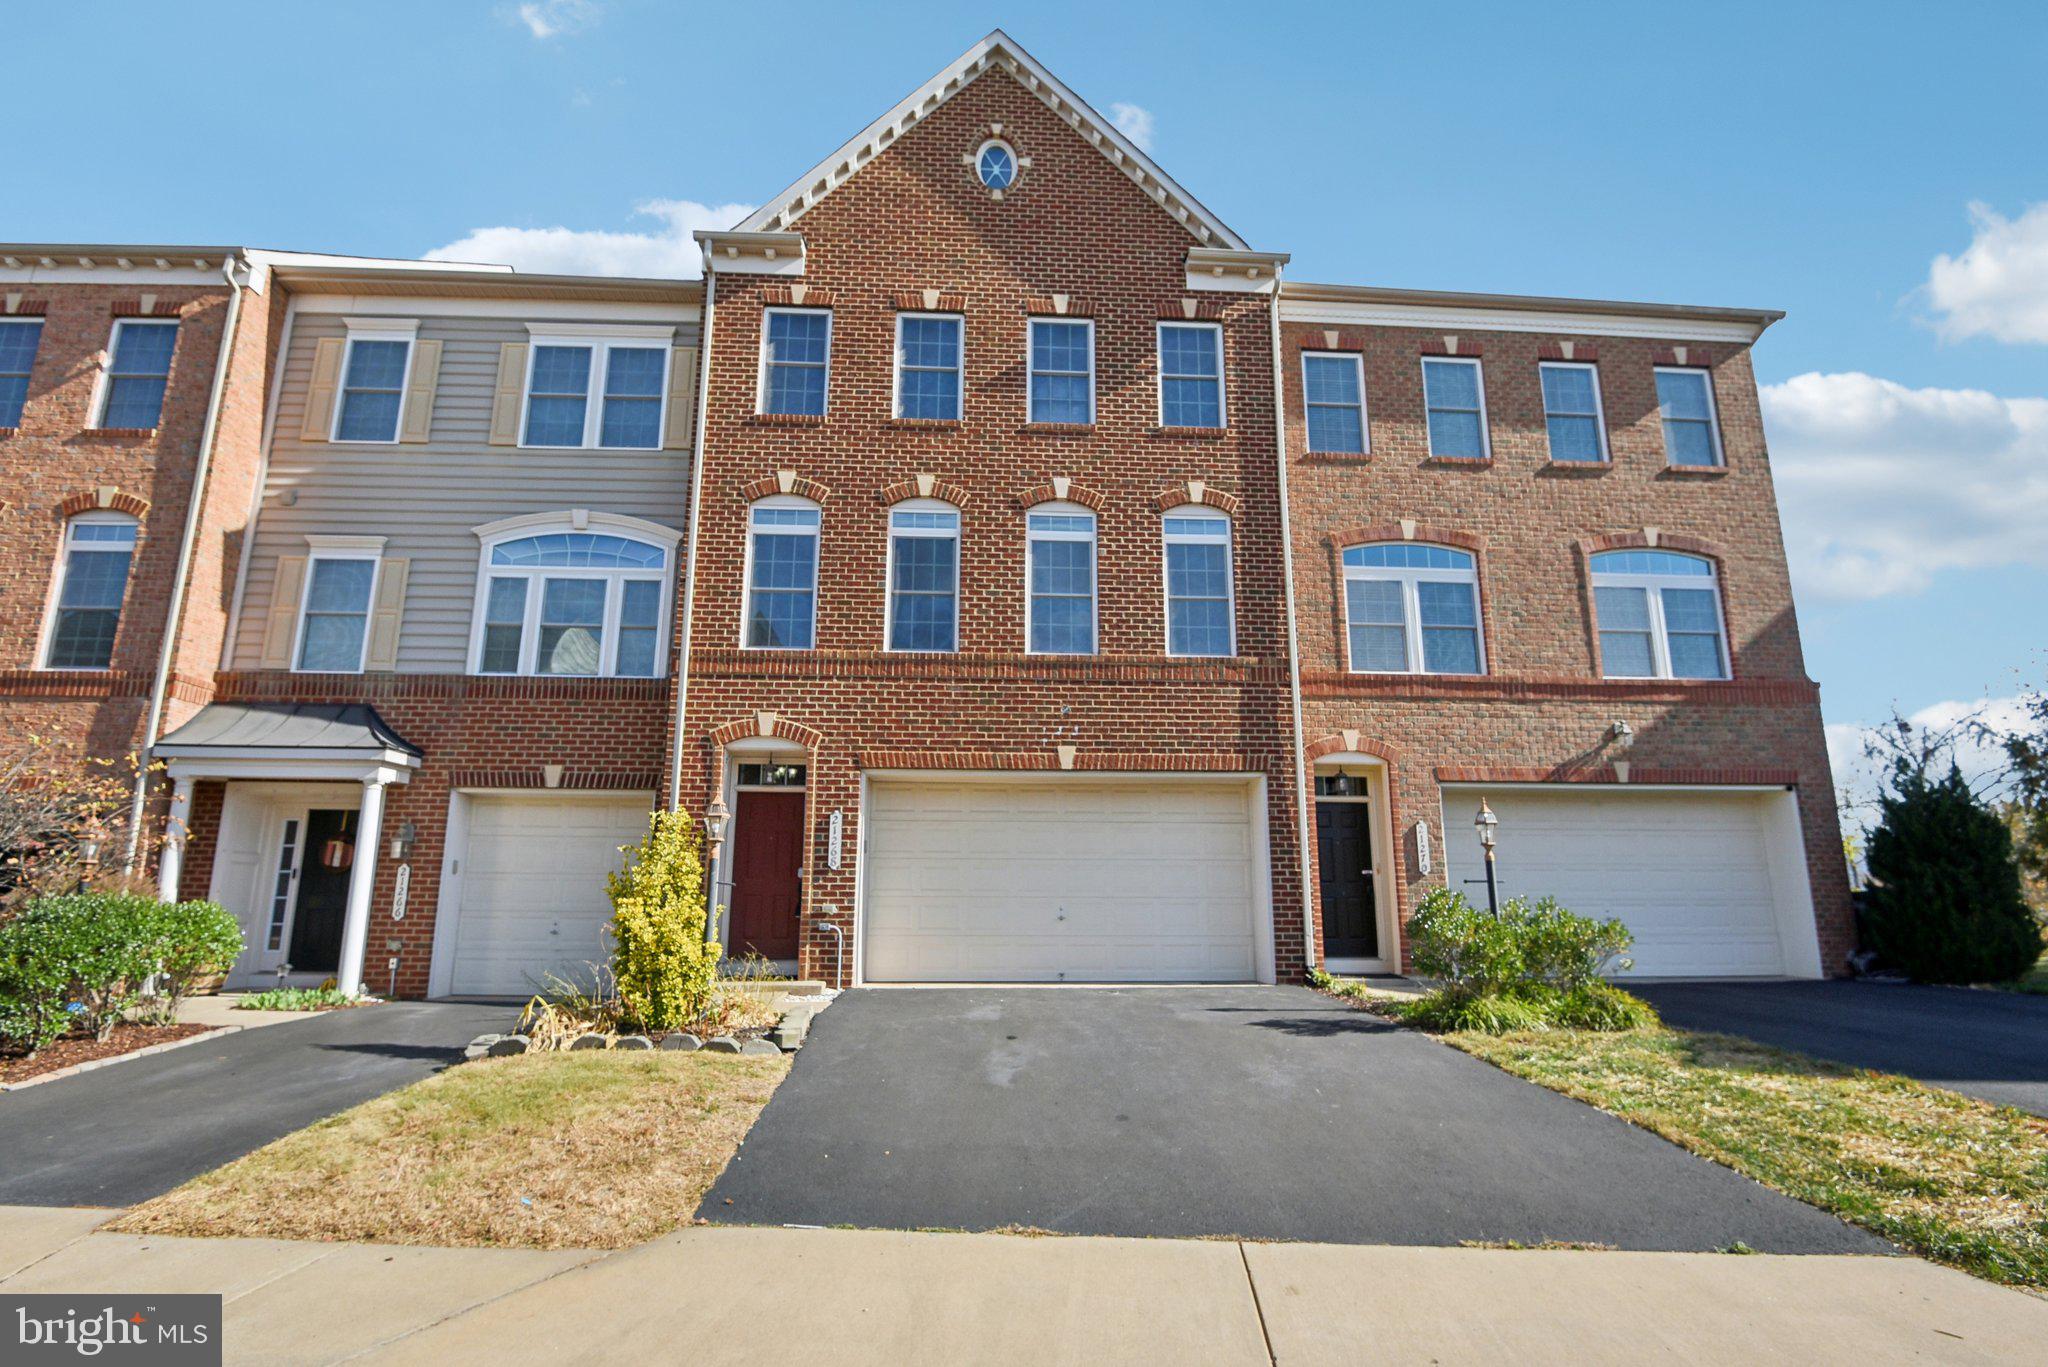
391 863 411 920
827 810 844 871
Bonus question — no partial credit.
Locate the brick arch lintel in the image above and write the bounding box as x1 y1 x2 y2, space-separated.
1326 522 1481 553
1578 529 1723 563
1154 480 1242 515
56 488 149 520
1016 477 1107 512
1305 732 1401 764
708 712 825 751
878 474 970 508
739 471 833 505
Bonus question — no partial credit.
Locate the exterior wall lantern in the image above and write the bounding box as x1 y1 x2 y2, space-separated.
701 793 732 946
1473 798 1500 918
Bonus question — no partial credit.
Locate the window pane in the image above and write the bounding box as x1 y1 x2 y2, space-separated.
345 338 409 389
746 591 814 649
616 580 660 676
0 321 43 427
0 376 26 428
893 534 956 592
1416 580 1477 628
1594 584 1652 631
492 533 664 569
1167 541 1228 600
1029 594 1093 654
298 559 374 671
1304 355 1359 405
538 578 605 675
1589 550 1712 577
1169 598 1232 656
1664 419 1718 466
751 530 817 590
1426 410 1484 458
1546 414 1603 462
890 589 956 652
58 547 134 609
898 367 959 420
766 312 829 365
1348 623 1407 672
1161 376 1222 428
298 614 366 671
1306 404 1364 454
1029 374 1091 424
337 337 410 442
304 559 374 612
765 363 826 416
1159 326 1219 377
1029 539 1093 596
1540 365 1596 414
1655 370 1711 419
1666 633 1725 679
1345 579 1407 671
101 377 168 429
1031 322 1090 372
599 396 661 448
525 394 587 446
1422 627 1481 674
1030 322 1091 424
605 348 665 397
336 390 402 442
1422 359 1479 409
531 345 592 393
1662 588 1726 678
900 317 959 369
1345 544 1473 571
479 576 528 673
1600 631 1656 677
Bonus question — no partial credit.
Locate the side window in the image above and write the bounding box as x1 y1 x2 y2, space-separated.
760 309 831 417
895 314 963 421
1539 361 1607 463
1157 322 1224 428
473 526 671 676
1026 504 1096 654
1654 368 1724 467
886 501 960 652
334 334 413 443
98 320 178 429
42 514 137 669
1302 352 1366 454
296 554 380 672
743 499 821 649
1341 543 1483 675
1028 319 1093 424
1589 550 1729 679
0 319 44 427
1162 510 1234 657
1420 356 1488 460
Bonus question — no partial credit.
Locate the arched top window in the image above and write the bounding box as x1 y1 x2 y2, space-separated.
43 512 138 670
469 514 675 678
887 499 960 653
1589 549 1728 679
744 496 822 650
1026 501 1096 655
1162 506 1234 657
1340 541 1483 675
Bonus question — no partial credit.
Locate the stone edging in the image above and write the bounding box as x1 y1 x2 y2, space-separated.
0 1025 243 1093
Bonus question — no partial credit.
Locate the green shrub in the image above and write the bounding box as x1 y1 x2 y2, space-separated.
605 809 719 1032
1551 981 1661 1031
151 900 243 1020
1862 762 2042 984
1394 986 1553 1034
234 986 358 1012
0 893 160 1045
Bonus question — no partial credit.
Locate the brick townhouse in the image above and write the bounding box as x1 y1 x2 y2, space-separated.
0 30 1849 998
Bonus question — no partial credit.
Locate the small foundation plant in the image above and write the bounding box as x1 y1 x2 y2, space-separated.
1387 888 1658 1033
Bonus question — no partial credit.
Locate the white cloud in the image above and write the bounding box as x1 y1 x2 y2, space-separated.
1827 694 2032 829
505 0 602 40
1109 102 1156 152
423 199 754 278
1926 201 2048 345
1761 371 2048 599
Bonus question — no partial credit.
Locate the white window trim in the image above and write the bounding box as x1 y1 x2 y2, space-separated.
1341 544 1487 676
518 324 677 450
1301 350 1369 454
1590 554 1731 681
1024 500 1098 656
1156 320 1226 429
1419 354 1490 460
756 307 832 418
1026 317 1096 425
892 312 965 421
1653 365 1726 468
292 536 386 675
883 498 961 654
1161 506 1236 658
331 319 420 445
1537 360 1609 464
976 137 1019 192
91 318 179 429
740 494 822 651
465 513 679 678
0 317 45 427
36 510 138 672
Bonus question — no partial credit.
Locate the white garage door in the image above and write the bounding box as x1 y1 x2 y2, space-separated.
1443 788 1803 977
447 795 653 997
863 780 1259 983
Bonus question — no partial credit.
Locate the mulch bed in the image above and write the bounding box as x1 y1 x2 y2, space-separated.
0 1022 216 1085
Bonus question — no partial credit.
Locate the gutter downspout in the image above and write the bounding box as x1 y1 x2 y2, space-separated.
666 261 719 810
123 255 250 872
1267 270 1318 976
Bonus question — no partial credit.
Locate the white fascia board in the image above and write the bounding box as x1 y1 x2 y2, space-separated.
292 295 700 323
1281 299 1765 343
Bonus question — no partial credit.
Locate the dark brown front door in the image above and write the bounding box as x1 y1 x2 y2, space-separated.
288 808 356 973
1316 802 1378 959
729 790 804 959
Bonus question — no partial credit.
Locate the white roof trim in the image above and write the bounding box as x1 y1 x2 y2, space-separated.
734 29 1248 251
1280 298 1766 344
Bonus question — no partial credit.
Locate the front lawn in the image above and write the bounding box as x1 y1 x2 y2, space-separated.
112 1051 787 1249
1443 1026 2048 1288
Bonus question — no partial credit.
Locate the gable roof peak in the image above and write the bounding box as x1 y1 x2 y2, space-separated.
734 30 1248 251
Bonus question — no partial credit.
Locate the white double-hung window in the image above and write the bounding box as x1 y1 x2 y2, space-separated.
1654 368 1724 467
1539 361 1607 463
1162 509 1234 657
1302 352 1367 454
295 538 384 673
760 309 831 417
894 314 963 420
471 515 678 677
521 325 673 449
96 320 178 429
1157 322 1224 428
1420 356 1488 460
1026 504 1096 654
1342 543 1484 675
886 501 960 652
1590 550 1729 679
0 318 44 427
743 498 821 650
332 319 417 443
1028 319 1093 424
41 513 137 670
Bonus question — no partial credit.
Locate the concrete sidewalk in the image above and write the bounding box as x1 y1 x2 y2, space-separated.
4 1208 2043 1365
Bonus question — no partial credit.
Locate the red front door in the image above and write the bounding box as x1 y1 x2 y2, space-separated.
729 790 804 959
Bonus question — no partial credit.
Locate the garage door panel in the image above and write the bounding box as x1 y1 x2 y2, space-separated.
448 796 652 997
1452 790 1789 977
864 781 1258 983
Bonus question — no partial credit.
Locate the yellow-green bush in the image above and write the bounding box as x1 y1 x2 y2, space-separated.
605 809 719 1031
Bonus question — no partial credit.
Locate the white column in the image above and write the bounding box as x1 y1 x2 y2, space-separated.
156 774 196 902
335 774 389 998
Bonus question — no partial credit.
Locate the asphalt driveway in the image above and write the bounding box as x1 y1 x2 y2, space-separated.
1634 979 2048 1116
0 1000 508 1207
703 986 1882 1252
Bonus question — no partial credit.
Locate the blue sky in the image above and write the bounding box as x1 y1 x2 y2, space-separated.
17 1 2046 809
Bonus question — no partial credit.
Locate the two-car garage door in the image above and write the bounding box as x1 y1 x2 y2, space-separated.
862 780 1262 983
1442 788 1819 978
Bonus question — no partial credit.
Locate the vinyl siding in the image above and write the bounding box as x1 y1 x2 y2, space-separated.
233 311 698 673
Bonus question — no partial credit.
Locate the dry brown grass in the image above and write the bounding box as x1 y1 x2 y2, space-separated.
112 1051 787 1250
